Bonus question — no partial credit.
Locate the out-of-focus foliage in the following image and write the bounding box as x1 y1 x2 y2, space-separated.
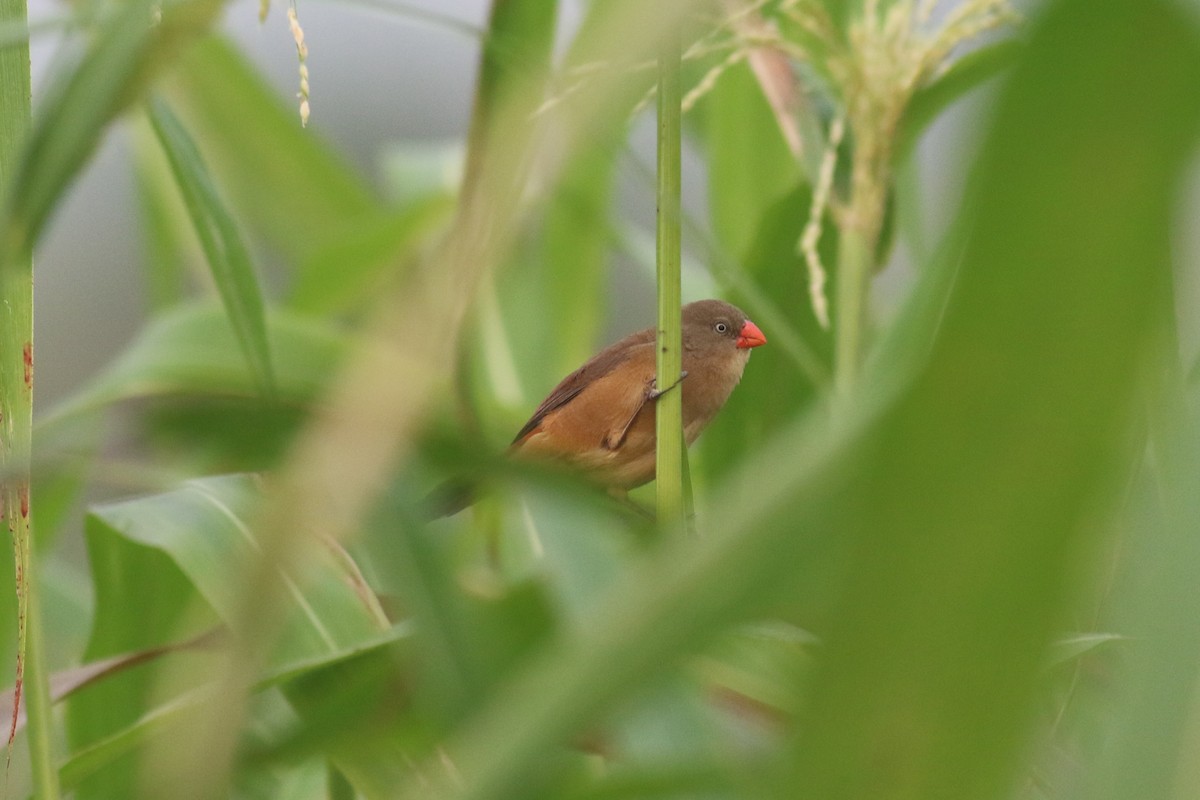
0 0 1196 798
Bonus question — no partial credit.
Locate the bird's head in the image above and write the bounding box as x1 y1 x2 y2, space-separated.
681 300 767 352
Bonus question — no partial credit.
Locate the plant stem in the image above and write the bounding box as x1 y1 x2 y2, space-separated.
655 24 685 531
0 0 59 794
833 227 871 398
834 129 889 399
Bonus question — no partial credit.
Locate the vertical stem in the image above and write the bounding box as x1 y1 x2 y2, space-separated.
655 25 684 530
834 138 888 400
833 228 871 398
0 0 59 795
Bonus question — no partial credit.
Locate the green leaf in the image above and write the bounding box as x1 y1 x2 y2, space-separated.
68 473 397 794
38 304 344 433
787 3 1200 798
63 686 214 794
290 195 455 315
1045 632 1124 670
536 137 621 378
0 0 222 262
147 97 275 396
162 36 384 271
702 60 803 264
695 184 834 488
368 490 557 732
131 114 194 311
895 39 1023 162
1079 387 1200 798
88 475 390 671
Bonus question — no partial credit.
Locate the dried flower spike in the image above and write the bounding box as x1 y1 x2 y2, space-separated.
288 5 310 126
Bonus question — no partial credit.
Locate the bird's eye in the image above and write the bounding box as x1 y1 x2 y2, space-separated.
715 322 729 334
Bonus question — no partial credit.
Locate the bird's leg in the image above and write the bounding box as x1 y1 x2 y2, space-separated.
647 370 688 400
608 487 655 520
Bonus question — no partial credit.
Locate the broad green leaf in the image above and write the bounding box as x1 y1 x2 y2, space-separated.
64 687 214 794
146 97 275 396
786 3 1200 798
1077 392 1200 799
273 645 416 800
70 474 396 795
69 499 209 799
162 36 384 271
88 475 389 670
63 682 379 795
1046 633 1124 670
38 304 344 434
0 0 222 262
702 60 803 264
290 195 455 315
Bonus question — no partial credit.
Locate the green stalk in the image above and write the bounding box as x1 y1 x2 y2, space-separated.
655 25 685 530
833 132 889 399
0 0 59 795
833 227 871 398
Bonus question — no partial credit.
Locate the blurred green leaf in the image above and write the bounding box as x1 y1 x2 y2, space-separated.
895 38 1022 162
537 136 621 378
696 183 834 489
1076 387 1200 799
64 686 215 794
131 114 194 311
1046 633 1124 670
369 489 558 733
68 473 398 795
88 475 390 671
271 645 414 799
788 3 1200 798
703 60 803 265
147 98 275 396
69 496 210 798
0 0 221 261
163 36 385 271
39 304 344 434
291 195 454 315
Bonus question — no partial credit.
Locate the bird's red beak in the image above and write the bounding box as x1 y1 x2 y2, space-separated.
736 320 767 349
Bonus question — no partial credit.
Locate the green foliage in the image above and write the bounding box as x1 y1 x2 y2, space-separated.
146 98 275 395
1 1 1199 798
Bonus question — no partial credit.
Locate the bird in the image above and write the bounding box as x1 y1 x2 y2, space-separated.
426 299 765 517
509 298 766 490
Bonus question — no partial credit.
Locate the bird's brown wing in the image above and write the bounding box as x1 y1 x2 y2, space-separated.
511 326 655 446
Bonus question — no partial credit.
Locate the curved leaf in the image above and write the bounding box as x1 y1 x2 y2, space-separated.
895 39 1023 162
38 304 345 436
146 98 275 396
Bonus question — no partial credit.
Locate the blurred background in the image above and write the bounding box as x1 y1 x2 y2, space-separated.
27 0 1019 407
7 1 1200 798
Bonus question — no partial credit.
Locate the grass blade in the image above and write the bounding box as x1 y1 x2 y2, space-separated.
146 98 275 396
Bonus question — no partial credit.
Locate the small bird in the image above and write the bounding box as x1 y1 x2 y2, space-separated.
426 299 765 517
509 299 766 490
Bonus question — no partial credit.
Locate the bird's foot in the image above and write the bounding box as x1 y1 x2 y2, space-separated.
605 487 655 520
648 370 688 400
